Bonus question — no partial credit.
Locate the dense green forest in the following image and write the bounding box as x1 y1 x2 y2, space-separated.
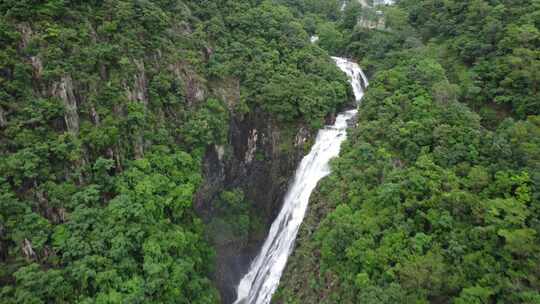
2 0 540 303
0 1 349 303
276 0 540 303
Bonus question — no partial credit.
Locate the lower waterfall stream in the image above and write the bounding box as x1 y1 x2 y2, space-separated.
233 57 368 304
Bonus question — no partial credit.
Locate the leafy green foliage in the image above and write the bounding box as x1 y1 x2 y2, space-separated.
2 150 218 303
275 2 540 303
277 53 540 303
400 0 540 117
207 189 263 246
1 0 350 302
203 0 351 125
181 98 229 148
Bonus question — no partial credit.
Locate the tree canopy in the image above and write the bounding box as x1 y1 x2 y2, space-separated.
276 1 540 303
0 0 350 302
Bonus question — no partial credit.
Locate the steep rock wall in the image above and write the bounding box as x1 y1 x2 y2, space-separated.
196 109 314 303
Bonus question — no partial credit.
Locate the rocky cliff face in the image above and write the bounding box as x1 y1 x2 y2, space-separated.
19 21 312 302
196 107 314 303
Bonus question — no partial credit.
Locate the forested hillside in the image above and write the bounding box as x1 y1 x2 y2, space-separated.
0 1 350 303
276 0 540 303
3 0 539 303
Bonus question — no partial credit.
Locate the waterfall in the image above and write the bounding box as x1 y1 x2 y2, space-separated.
332 57 369 100
233 57 368 304
374 0 395 5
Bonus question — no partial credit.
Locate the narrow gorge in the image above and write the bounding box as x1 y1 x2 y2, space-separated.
233 57 368 304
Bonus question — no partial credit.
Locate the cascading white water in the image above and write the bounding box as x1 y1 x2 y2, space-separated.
332 57 369 100
374 0 395 5
233 57 368 304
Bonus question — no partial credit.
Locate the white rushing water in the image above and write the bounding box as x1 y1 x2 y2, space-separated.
340 1 348 11
233 57 368 304
374 0 395 5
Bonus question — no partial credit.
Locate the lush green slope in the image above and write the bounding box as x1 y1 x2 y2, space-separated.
0 1 223 303
276 1 540 303
0 1 349 303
